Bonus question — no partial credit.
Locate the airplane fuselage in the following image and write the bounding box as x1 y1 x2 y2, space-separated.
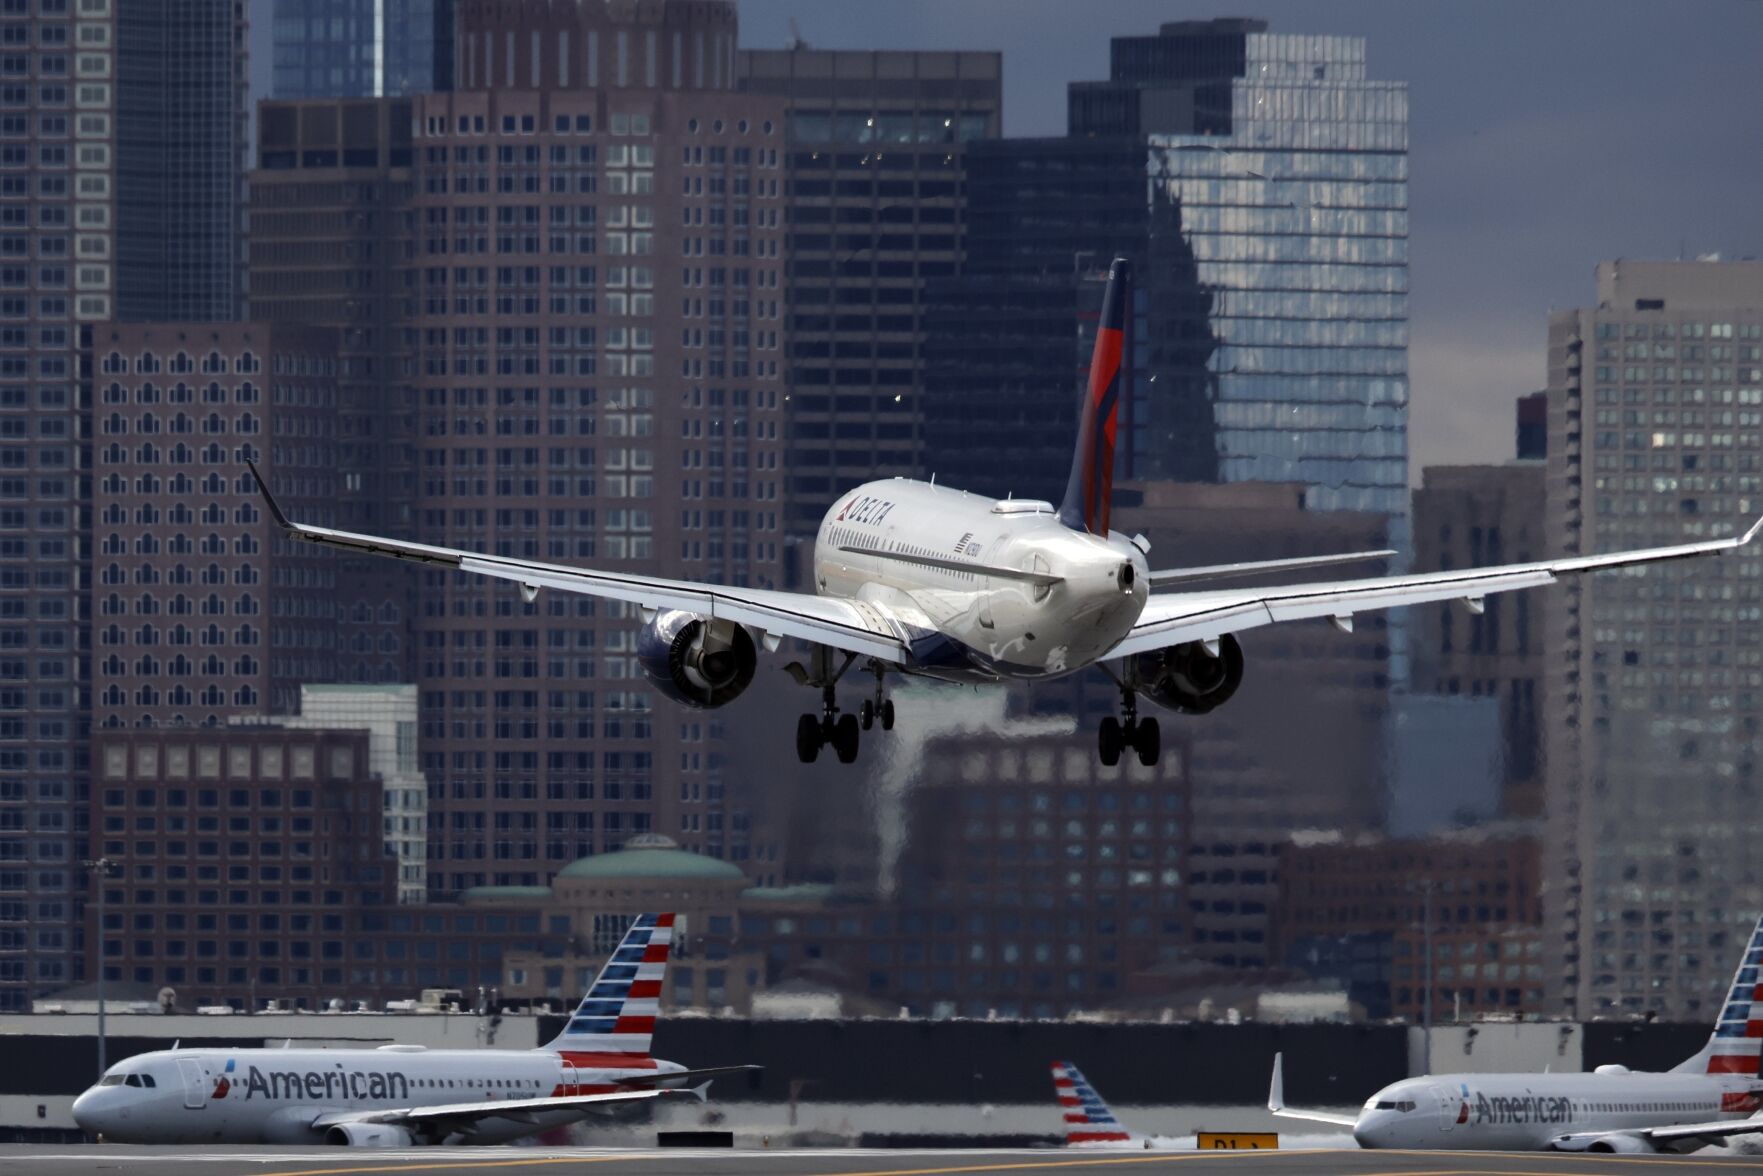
813 480 1150 683
72 1046 685 1145
1353 1070 1763 1152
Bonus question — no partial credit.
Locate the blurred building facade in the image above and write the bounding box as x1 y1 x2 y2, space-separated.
270 0 455 100
1411 457 1548 818
1275 826 1542 1020
735 48 1001 543
1546 259 1763 1020
0 0 248 1011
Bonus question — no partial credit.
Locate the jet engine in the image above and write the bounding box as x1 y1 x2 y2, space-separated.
1137 634 1244 715
636 610 757 708
323 1122 416 1147
1550 1132 1656 1154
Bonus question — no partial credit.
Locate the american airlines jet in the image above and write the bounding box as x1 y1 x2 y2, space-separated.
70 913 755 1147
248 257 1763 766
1271 911 1763 1153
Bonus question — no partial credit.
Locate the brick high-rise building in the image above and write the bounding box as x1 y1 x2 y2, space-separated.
92 322 342 727
1546 259 1763 1019
0 0 248 1010
735 48 1001 541
407 0 788 892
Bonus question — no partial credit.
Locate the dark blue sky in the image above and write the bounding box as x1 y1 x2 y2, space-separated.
250 1 1763 473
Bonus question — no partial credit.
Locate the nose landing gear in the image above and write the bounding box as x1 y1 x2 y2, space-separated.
1098 685 1161 767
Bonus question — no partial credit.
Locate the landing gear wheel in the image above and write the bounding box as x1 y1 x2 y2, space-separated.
1134 716 1161 767
833 713 861 764
860 700 875 731
1098 716 1123 767
880 699 895 731
795 714 821 764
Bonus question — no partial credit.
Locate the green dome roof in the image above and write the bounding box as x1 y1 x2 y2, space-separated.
557 834 745 882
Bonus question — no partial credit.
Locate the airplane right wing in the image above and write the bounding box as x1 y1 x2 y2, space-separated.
1113 518 1763 662
1267 1053 1359 1128
247 461 912 665
310 1086 685 1139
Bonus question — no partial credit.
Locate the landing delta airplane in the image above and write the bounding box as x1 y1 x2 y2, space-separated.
1271 911 1763 1154
1050 1060 1177 1149
248 257 1763 766
71 914 757 1146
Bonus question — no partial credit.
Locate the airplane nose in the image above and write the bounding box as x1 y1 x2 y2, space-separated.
71 1089 104 1133
1352 1119 1380 1149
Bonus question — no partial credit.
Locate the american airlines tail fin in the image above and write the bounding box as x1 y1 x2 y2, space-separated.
1051 1060 1134 1146
542 912 673 1057
1057 258 1130 537
1672 909 1763 1075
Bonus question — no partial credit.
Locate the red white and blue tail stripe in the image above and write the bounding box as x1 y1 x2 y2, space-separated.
1674 910 1763 1075
1052 1060 1133 1146
1057 258 1130 537
543 912 673 1057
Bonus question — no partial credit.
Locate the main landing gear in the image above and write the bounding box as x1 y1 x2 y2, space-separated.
1098 681 1161 768
789 651 895 765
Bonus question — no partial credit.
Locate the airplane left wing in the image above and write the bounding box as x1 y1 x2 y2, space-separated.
247 462 910 665
1266 1054 1357 1128
1111 518 1763 662
1551 1115 1763 1152
310 1086 681 1133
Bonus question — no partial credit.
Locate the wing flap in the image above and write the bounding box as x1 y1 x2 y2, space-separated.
1149 549 1395 588
248 461 909 664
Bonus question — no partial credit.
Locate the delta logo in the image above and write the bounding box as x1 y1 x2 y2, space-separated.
212 1058 235 1100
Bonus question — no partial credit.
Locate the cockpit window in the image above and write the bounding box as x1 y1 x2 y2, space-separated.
99 1074 124 1086
140 1073 156 1088
1372 1099 1416 1112
124 1074 141 1087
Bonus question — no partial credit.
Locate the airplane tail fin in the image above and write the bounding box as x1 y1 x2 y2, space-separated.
1051 1060 1132 1146
1672 910 1763 1074
541 912 674 1057
1057 257 1130 537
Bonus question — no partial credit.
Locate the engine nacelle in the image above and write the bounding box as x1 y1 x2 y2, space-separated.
1137 634 1244 715
636 610 758 708
1549 1131 1656 1154
324 1122 416 1147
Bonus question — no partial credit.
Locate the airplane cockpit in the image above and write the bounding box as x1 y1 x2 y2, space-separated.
1365 1097 1417 1112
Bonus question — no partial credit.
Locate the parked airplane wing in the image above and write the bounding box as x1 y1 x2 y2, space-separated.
1111 518 1763 662
311 1086 682 1133
1266 1053 1358 1129
248 462 910 664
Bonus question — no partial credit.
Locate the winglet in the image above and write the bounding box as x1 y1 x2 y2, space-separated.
244 460 292 530
1742 514 1763 547
1268 1052 1285 1113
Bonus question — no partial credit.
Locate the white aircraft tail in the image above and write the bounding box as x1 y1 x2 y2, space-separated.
1051 1060 1134 1146
1672 910 1763 1075
541 912 673 1058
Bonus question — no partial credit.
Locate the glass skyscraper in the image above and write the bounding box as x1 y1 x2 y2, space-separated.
927 19 1408 533
1135 26 1410 523
271 0 454 99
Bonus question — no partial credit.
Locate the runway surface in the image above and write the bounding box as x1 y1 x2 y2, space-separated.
7 1147 1763 1176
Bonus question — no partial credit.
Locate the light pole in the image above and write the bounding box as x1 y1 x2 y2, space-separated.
81 856 120 1078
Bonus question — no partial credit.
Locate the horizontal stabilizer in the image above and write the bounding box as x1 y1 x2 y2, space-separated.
1151 549 1396 588
837 546 1064 588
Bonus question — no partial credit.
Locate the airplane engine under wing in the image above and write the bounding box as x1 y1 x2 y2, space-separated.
1549 1131 1658 1154
636 610 758 708
323 1122 416 1147
1138 634 1244 715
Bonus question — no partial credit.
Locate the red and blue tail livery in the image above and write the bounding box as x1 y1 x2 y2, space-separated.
1674 910 1763 1076
1059 257 1130 537
1051 1059 1133 1146
545 912 674 1059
